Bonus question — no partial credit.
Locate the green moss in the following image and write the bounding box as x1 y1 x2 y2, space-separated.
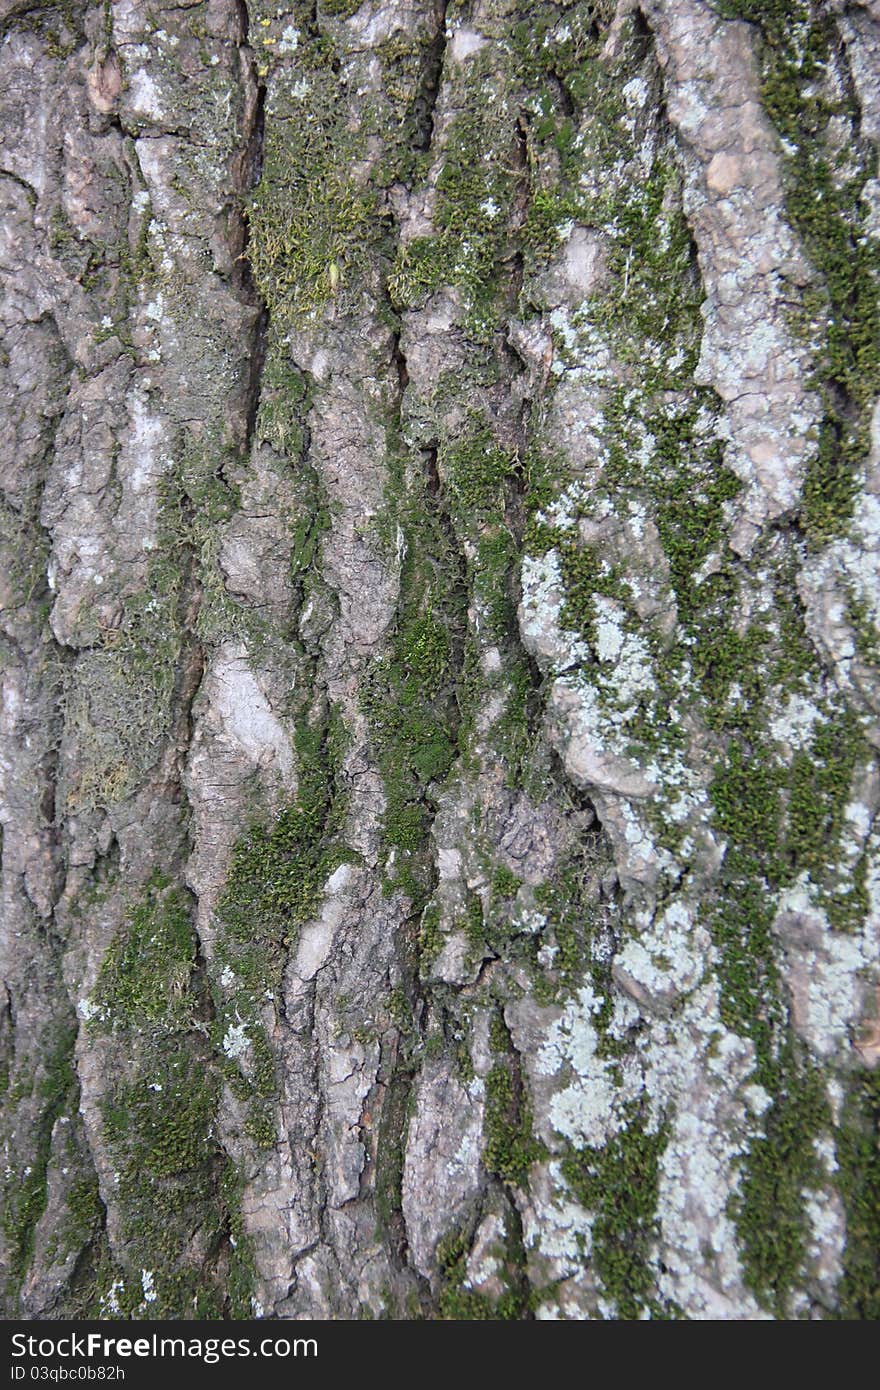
374 1068 412 1241
387 986 412 1031
835 1070 880 1319
463 892 486 953
704 691 867 1303
731 1053 828 1317
8 1 81 58
98 1025 247 1316
388 89 521 338
653 452 741 624
710 746 784 861
103 1061 216 1181
214 703 349 1143
719 1 880 541
243 1101 278 1152
561 1104 668 1319
219 707 349 960
255 347 313 460
94 876 197 1033
87 870 255 1315
216 825 289 978
594 162 704 386
708 699 869 933
1 1022 77 1298
801 415 863 545
709 866 780 1071
362 457 467 903
48 206 107 290
455 1037 476 1085
436 1218 529 1321
482 1015 546 1188
706 700 862 1309
557 539 628 649
249 55 376 325
443 424 518 523
483 1064 545 1188
0 496 52 627
495 657 540 789
387 237 447 311
844 586 880 668
473 529 518 640
489 1 873 1323
532 840 621 1026
511 0 626 277
522 186 585 262
62 631 180 815
691 619 769 734
390 412 541 797
492 866 521 899
418 902 443 969
784 710 869 927
60 1175 103 1255
220 1165 259 1319
320 0 363 16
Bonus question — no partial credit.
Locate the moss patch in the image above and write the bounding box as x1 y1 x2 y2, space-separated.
436 1217 530 1321
94 876 195 1033
362 454 467 906
1 1021 77 1299
561 1104 670 1319
719 0 880 542
730 1052 828 1317
482 1013 546 1189
93 879 253 1317
213 703 349 1147
835 1069 880 1320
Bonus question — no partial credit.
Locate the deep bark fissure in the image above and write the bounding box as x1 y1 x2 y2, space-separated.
408 0 449 155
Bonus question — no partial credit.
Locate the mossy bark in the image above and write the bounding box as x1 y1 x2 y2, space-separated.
1 0 878 1320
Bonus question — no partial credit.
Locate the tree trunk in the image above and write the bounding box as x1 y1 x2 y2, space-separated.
1 0 878 1320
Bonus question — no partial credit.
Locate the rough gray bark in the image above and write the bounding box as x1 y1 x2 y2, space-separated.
1 0 879 1320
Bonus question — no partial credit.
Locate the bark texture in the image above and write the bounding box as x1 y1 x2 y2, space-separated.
1 0 879 1320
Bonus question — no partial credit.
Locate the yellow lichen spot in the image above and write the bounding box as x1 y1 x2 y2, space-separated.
328 261 340 293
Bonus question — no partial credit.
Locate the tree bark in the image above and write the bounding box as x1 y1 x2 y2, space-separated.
1 0 879 1319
